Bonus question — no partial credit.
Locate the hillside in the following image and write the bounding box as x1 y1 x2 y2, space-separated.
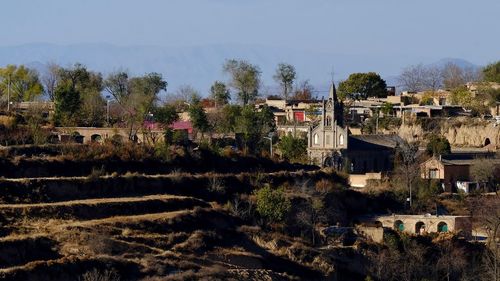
0 144 494 281
0 146 346 280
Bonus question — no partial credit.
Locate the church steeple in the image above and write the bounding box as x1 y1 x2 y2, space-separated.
329 82 338 102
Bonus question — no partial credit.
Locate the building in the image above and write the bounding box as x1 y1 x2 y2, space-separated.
372 214 472 238
307 82 400 178
420 152 500 192
307 83 348 168
261 97 322 125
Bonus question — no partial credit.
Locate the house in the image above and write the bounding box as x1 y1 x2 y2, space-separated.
420 152 500 192
260 97 322 125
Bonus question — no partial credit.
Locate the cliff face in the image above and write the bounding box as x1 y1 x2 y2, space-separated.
398 121 499 148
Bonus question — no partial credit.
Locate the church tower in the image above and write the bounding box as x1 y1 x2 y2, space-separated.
308 80 348 167
321 82 344 129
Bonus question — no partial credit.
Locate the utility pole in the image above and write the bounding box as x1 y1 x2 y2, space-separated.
7 74 11 112
264 132 274 159
106 96 111 126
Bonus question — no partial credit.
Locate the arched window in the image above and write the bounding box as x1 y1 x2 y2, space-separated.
485 138 491 147
91 134 102 143
415 222 426 234
339 134 344 146
314 134 319 145
437 222 448 233
326 116 332 126
394 220 404 231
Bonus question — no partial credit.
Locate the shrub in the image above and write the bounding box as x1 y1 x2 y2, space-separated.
277 134 307 163
254 185 291 223
80 268 121 281
426 134 451 156
209 176 226 194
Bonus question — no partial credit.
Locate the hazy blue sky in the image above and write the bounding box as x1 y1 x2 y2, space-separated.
1 0 499 65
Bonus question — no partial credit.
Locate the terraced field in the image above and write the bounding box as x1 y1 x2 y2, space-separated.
0 164 338 280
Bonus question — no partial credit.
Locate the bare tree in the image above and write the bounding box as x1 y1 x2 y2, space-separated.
477 196 500 281
292 80 315 100
41 63 61 101
398 64 427 92
395 141 420 208
273 63 296 100
470 158 499 193
442 63 466 89
398 64 443 92
423 65 443 91
436 239 467 281
296 197 325 245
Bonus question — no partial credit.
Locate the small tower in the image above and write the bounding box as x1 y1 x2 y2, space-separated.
321 82 344 129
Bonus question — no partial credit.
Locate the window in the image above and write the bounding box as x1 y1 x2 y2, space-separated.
429 169 439 179
326 116 332 126
438 222 448 233
339 134 344 145
394 220 404 231
314 134 319 145
326 135 330 145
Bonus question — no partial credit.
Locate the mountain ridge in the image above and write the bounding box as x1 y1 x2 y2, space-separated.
0 43 481 96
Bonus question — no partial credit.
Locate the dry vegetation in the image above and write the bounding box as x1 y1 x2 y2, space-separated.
0 144 495 281
0 145 345 281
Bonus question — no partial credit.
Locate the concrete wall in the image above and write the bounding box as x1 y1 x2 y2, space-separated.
374 214 471 237
349 173 382 188
55 127 165 144
356 226 384 243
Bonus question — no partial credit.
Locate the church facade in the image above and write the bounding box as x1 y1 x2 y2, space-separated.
307 82 400 173
307 83 349 168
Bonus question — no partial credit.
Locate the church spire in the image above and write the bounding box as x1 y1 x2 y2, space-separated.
329 67 338 102
329 82 338 102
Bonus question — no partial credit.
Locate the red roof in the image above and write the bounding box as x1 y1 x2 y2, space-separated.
170 121 193 134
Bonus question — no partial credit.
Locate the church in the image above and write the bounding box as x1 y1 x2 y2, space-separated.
307 82 401 174
307 83 348 168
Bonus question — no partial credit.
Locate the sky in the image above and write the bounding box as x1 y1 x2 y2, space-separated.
1 0 498 64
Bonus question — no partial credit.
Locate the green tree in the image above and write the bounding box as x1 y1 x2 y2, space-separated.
153 104 178 127
210 81 230 108
188 98 211 139
0 65 43 103
482 61 500 83
450 86 473 107
54 64 104 126
273 63 296 100
223 59 261 105
277 134 307 162
235 105 275 153
338 72 388 100
381 102 395 116
214 104 241 134
255 185 291 223
54 85 81 126
105 71 167 140
426 134 451 156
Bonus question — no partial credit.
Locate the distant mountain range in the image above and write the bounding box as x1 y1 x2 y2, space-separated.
0 43 481 96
